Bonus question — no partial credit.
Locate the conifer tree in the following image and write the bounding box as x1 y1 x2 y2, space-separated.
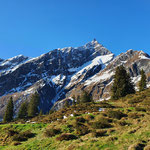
18 102 28 119
28 92 40 117
80 91 92 103
139 69 147 91
3 97 14 122
39 109 43 116
111 65 135 99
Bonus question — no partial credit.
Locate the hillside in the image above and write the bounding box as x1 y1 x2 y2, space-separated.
0 40 150 119
0 88 150 150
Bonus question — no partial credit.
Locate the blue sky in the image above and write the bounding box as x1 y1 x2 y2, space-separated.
0 0 150 59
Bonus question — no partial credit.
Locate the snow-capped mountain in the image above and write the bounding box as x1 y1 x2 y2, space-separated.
0 39 150 118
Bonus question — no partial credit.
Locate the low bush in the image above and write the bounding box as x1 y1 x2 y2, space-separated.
44 128 61 137
128 97 143 104
75 124 89 136
92 130 107 137
21 130 35 138
128 112 144 119
76 117 86 123
12 130 35 141
7 129 18 137
56 133 77 141
142 99 150 106
84 115 94 121
117 120 128 126
12 134 27 141
99 102 114 108
61 125 74 133
91 117 112 129
107 136 118 141
12 142 22 146
107 110 126 119
73 113 79 117
135 107 146 112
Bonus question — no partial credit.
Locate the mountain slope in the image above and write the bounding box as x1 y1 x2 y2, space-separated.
1 88 150 150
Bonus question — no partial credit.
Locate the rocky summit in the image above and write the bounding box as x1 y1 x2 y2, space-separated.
0 40 150 119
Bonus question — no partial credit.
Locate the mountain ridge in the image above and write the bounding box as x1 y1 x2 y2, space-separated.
0 40 150 118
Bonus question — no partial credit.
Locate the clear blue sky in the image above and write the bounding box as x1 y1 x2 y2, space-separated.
0 0 150 59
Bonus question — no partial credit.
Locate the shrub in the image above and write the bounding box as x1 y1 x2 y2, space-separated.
21 130 35 138
142 99 150 106
128 97 143 104
12 130 35 141
12 142 22 146
7 129 18 137
117 120 128 126
107 110 126 119
91 117 112 129
62 125 74 133
76 117 86 123
73 113 79 117
75 124 89 136
92 130 107 137
12 134 27 141
44 128 61 137
84 115 94 121
135 107 146 112
56 133 77 141
99 102 114 108
128 112 144 119
107 136 118 142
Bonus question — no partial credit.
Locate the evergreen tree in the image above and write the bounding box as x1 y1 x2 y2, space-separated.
139 69 147 91
3 97 14 122
28 92 40 117
111 65 135 99
80 91 92 103
39 109 43 116
18 102 28 119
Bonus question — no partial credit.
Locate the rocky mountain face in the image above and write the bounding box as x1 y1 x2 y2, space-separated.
0 39 150 118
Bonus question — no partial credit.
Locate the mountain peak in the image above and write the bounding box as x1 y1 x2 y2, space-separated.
84 39 102 49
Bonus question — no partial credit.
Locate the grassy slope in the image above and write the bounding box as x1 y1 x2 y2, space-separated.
0 88 150 150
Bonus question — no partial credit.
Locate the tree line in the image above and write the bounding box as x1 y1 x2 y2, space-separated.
3 92 40 123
